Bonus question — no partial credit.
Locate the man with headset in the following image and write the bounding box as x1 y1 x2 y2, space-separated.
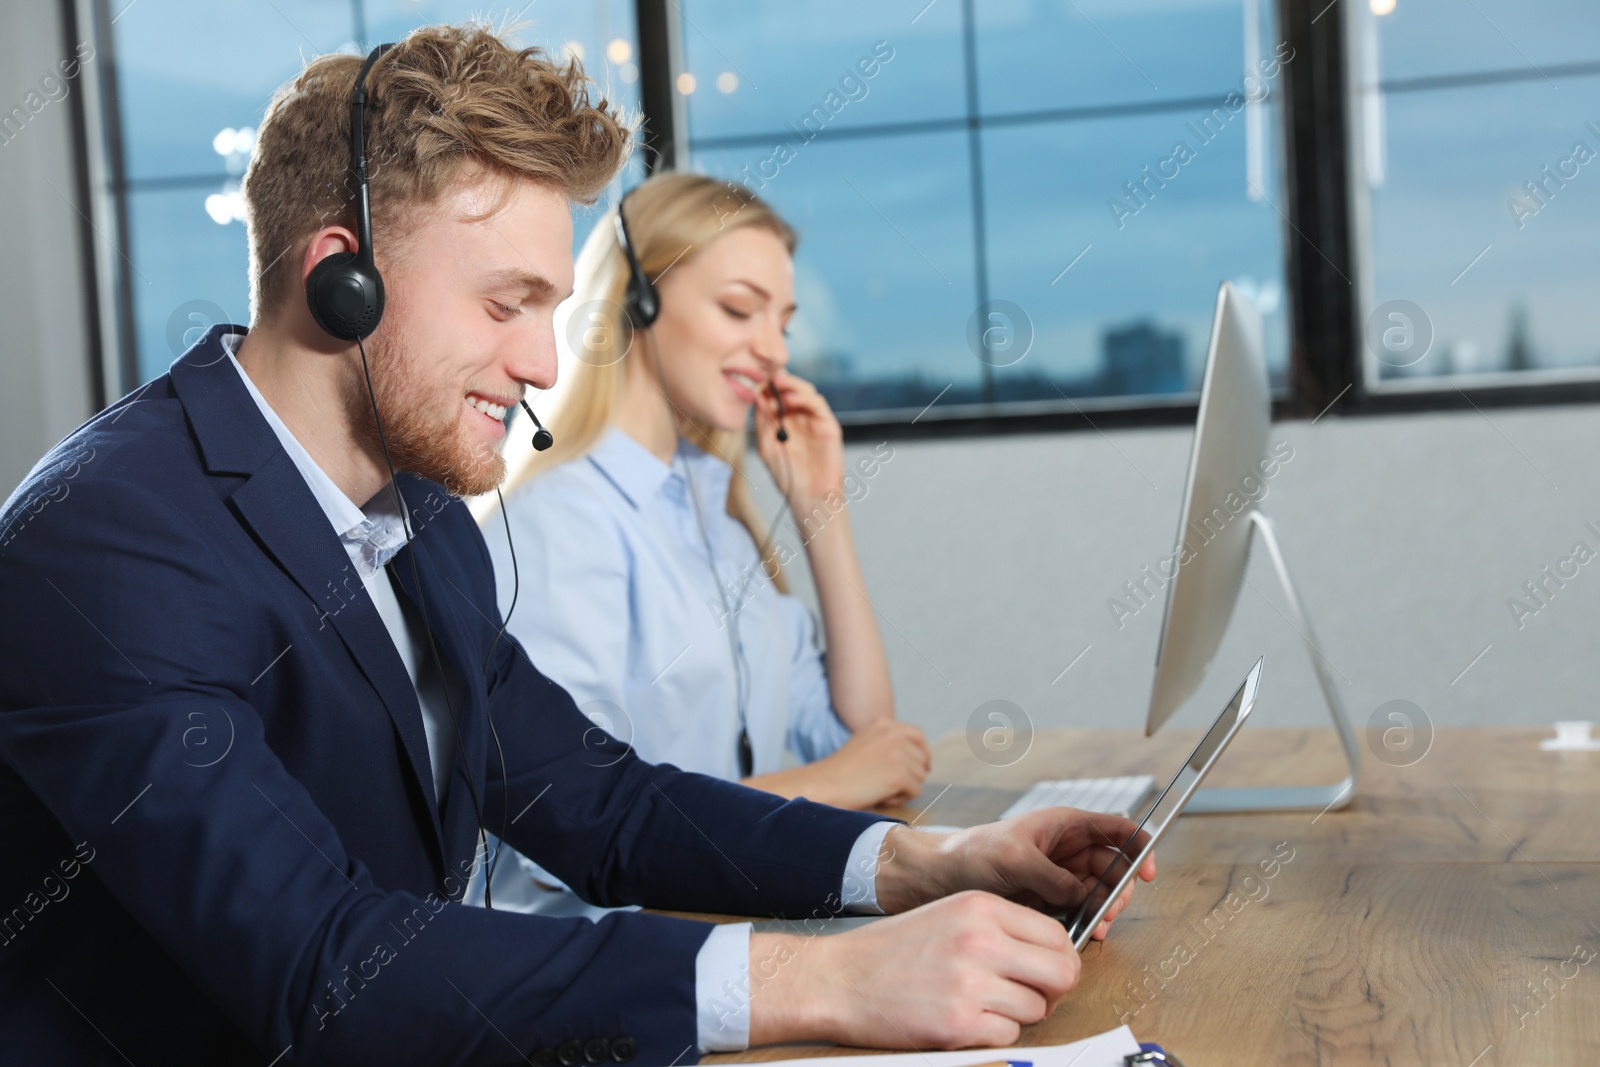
0 25 1151 1066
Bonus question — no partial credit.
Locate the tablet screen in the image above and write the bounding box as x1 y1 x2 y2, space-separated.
1063 665 1257 945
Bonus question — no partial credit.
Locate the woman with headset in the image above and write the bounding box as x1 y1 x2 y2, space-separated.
483 172 929 869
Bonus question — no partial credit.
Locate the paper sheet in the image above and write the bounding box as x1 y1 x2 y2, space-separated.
731 1026 1144 1067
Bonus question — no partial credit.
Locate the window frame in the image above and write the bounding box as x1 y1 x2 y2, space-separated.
637 0 1600 439
1337 0 1600 417
646 0 1315 437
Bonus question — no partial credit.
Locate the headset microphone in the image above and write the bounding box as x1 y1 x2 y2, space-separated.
519 400 554 451
771 384 788 443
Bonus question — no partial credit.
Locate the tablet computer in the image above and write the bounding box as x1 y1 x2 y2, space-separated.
1060 657 1262 950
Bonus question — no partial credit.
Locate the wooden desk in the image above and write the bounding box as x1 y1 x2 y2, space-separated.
701 727 1600 1066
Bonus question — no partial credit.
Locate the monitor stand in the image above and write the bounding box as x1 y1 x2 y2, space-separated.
1185 509 1360 814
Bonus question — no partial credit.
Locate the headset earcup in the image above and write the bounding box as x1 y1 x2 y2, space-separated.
625 272 659 329
615 203 659 329
636 280 659 328
306 252 385 340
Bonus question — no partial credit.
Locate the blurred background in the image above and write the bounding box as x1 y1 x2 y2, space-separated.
4 0 1599 747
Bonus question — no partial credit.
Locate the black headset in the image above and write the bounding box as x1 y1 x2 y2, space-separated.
306 45 390 341
307 43 554 452
303 43 548 908
614 189 787 442
613 193 661 330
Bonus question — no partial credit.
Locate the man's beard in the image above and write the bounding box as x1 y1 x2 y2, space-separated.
343 325 506 499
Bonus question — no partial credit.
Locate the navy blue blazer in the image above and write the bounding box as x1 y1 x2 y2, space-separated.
0 326 886 1066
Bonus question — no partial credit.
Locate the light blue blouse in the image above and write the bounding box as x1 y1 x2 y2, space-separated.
476 427 886 1046
485 425 851 781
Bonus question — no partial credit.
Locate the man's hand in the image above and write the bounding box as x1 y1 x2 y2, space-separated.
749 891 1079 1050
745 809 1157 1051
875 809 1157 930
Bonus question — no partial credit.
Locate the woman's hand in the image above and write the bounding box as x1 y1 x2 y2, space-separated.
744 719 931 811
814 719 932 809
753 369 844 512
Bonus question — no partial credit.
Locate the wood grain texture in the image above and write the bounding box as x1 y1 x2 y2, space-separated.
694 728 1600 1065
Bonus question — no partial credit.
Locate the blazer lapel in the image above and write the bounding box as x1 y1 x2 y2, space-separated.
384 510 489 870
169 328 449 870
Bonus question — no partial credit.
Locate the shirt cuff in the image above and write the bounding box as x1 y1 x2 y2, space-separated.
840 820 896 915
694 820 896 1051
694 921 753 1051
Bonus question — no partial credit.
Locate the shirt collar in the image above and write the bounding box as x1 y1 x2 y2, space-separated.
586 426 673 510
222 333 410 576
587 425 735 520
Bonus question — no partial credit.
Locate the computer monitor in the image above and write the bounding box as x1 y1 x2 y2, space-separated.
1142 282 1360 812
1146 281 1269 736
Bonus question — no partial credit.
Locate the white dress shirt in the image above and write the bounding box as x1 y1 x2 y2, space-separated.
225 341 892 1051
223 338 456 803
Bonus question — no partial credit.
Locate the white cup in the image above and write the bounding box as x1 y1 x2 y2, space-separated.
1541 720 1600 751
1557 721 1593 745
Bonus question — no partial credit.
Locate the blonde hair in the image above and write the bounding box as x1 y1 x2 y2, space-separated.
500 171 797 591
243 22 629 320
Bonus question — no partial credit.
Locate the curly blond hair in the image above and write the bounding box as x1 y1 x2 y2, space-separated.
243 22 631 320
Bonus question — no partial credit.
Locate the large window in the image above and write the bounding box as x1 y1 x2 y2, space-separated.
677 0 1291 421
86 0 1600 422
1352 0 1600 392
96 0 639 385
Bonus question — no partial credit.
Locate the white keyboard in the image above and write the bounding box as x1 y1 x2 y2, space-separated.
999 775 1158 820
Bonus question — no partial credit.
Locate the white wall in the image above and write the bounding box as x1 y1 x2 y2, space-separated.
0 2 96 498
758 403 1600 749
